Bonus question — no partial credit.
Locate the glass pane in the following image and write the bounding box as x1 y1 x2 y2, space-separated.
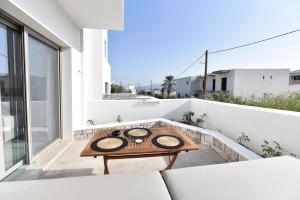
28 36 59 156
0 24 26 170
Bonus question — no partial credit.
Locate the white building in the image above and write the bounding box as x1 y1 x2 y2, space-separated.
0 0 123 179
176 68 300 98
213 69 294 98
128 85 137 94
290 70 300 84
175 74 214 98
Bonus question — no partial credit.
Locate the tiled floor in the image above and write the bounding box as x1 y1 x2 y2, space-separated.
4 139 225 181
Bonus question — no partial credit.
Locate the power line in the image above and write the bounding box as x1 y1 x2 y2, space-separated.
209 29 300 54
175 29 300 79
112 77 152 83
175 52 205 78
112 77 161 86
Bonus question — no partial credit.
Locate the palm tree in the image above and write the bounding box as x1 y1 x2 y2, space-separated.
161 87 165 97
162 75 175 98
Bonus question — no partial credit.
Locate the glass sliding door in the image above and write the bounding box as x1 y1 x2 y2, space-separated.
0 23 26 170
0 13 61 179
28 35 60 156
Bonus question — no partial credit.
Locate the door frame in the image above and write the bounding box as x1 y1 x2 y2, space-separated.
0 10 62 179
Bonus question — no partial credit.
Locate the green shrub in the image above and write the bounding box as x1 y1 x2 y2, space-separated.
206 92 300 112
180 112 207 128
86 119 95 125
154 94 176 99
237 132 250 147
116 115 123 123
261 140 296 158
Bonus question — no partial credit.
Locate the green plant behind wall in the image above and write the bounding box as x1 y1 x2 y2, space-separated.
237 132 250 147
116 115 123 123
261 140 296 158
86 119 95 126
195 113 207 128
180 112 207 128
206 92 300 112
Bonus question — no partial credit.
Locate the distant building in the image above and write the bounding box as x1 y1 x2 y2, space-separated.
289 70 300 92
290 70 300 84
175 68 300 98
128 85 137 94
175 74 215 98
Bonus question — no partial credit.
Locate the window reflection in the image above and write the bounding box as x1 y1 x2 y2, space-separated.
0 24 26 170
28 36 59 156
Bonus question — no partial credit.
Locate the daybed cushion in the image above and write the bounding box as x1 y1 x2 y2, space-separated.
162 156 300 200
0 171 172 200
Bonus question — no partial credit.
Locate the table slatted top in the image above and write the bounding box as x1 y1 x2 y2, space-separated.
80 127 199 157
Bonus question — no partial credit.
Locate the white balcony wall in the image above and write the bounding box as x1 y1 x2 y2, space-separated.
190 99 300 157
86 99 191 124
86 99 300 157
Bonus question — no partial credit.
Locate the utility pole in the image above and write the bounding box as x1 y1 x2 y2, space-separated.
150 80 153 95
203 50 208 98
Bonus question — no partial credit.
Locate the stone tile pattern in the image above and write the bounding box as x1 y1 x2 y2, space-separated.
103 94 137 100
73 121 247 162
102 94 153 100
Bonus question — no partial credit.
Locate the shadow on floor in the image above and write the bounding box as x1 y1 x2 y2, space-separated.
164 145 226 169
3 168 96 182
39 168 96 179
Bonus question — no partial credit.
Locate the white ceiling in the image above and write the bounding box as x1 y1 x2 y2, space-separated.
57 0 124 30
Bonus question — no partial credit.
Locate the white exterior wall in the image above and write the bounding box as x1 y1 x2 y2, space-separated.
212 69 291 98
0 0 84 136
190 77 202 96
214 71 235 95
232 69 290 98
205 75 215 91
1 0 81 50
175 77 193 97
60 48 73 138
176 75 217 97
0 0 112 133
82 29 111 101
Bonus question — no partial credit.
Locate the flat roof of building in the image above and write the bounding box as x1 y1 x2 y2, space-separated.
212 70 231 74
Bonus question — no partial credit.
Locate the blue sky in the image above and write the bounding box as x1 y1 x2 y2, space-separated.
109 0 300 86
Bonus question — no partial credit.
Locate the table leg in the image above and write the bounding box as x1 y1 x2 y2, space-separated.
103 156 109 175
165 153 178 170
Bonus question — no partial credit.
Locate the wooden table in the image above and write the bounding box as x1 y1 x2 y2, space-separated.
80 127 199 174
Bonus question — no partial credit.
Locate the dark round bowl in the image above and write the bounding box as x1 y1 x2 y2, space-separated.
123 128 152 139
111 130 121 137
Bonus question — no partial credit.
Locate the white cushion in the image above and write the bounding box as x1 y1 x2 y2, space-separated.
162 156 300 200
0 171 171 200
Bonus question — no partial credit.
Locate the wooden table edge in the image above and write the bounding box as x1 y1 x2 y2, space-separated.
80 146 199 157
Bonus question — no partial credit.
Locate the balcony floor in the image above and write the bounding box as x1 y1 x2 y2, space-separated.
4 139 225 181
